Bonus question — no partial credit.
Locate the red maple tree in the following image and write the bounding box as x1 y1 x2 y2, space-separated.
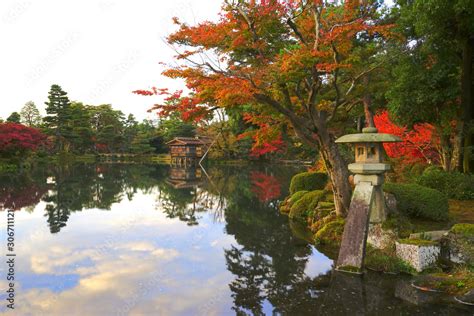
374 111 439 164
0 123 47 157
250 171 281 202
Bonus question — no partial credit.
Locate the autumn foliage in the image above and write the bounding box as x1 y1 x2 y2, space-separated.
135 0 395 215
374 111 439 164
134 0 394 128
0 182 48 210
0 123 47 157
250 171 281 202
237 113 286 157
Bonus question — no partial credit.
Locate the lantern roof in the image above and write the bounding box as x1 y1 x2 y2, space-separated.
335 127 401 144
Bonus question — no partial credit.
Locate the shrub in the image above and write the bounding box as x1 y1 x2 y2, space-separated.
383 183 449 221
289 190 325 219
289 171 328 195
0 163 18 173
415 167 474 200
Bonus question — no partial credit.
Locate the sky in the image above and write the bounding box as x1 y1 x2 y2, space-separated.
0 0 223 121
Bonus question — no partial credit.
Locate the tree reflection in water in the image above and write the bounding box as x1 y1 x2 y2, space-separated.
1 163 471 314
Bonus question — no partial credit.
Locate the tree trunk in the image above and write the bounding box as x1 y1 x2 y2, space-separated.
363 75 375 128
451 122 463 172
439 133 452 171
461 37 473 173
254 93 352 217
316 119 352 217
288 118 351 217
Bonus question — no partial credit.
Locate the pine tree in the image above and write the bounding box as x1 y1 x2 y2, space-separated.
6 112 21 123
43 84 72 151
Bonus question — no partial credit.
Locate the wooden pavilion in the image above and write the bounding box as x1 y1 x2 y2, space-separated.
166 137 211 166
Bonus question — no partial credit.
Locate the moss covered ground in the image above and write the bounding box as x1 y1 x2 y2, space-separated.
413 266 474 295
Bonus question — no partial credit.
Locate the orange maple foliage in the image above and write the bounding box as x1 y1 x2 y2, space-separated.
374 111 440 165
134 0 394 215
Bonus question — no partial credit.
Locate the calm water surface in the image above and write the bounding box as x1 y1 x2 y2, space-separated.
0 163 471 315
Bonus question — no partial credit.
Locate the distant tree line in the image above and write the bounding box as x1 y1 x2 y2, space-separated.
0 84 199 160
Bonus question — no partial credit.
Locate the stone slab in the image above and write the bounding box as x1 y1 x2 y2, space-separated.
409 230 448 242
396 242 440 272
336 182 374 271
348 163 391 175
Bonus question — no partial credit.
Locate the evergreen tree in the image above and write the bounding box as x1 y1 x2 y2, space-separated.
88 104 125 152
387 0 474 172
6 112 21 123
158 113 196 142
43 84 72 151
69 102 94 153
124 113 139 152
20 101 42 126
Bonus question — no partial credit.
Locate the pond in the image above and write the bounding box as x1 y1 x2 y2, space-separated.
0 163 471 315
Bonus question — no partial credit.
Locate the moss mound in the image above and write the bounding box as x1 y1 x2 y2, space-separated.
280 190 308 213
365 246 416 274
383 182 449 221
290 190 309 204
314 217 345 246
289 172 328 195
289 190 325 219
451 223 474 238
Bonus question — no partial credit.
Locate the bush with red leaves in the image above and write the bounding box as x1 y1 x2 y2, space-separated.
0 123 47 157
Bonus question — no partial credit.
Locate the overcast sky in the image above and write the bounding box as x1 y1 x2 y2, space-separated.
0 0 223 121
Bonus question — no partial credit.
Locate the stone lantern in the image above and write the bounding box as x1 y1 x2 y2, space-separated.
335 127 401 272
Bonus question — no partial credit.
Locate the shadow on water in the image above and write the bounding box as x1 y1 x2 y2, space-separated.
0 163 472 314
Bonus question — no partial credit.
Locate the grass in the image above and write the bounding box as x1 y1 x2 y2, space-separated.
449 200 474 224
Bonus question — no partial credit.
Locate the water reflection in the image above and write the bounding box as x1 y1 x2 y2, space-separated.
0 163 471 315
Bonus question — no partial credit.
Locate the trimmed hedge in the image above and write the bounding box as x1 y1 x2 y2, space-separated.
415 167 474 200
289 171 328 195
383 183 449 221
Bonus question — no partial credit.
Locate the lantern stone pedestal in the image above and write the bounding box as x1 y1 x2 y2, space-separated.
334 128 400 273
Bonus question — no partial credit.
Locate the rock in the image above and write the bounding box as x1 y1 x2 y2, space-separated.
445 224 474 265
409 230 449 242
446 235 474 265
367 223 397 249
395 240 440 272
